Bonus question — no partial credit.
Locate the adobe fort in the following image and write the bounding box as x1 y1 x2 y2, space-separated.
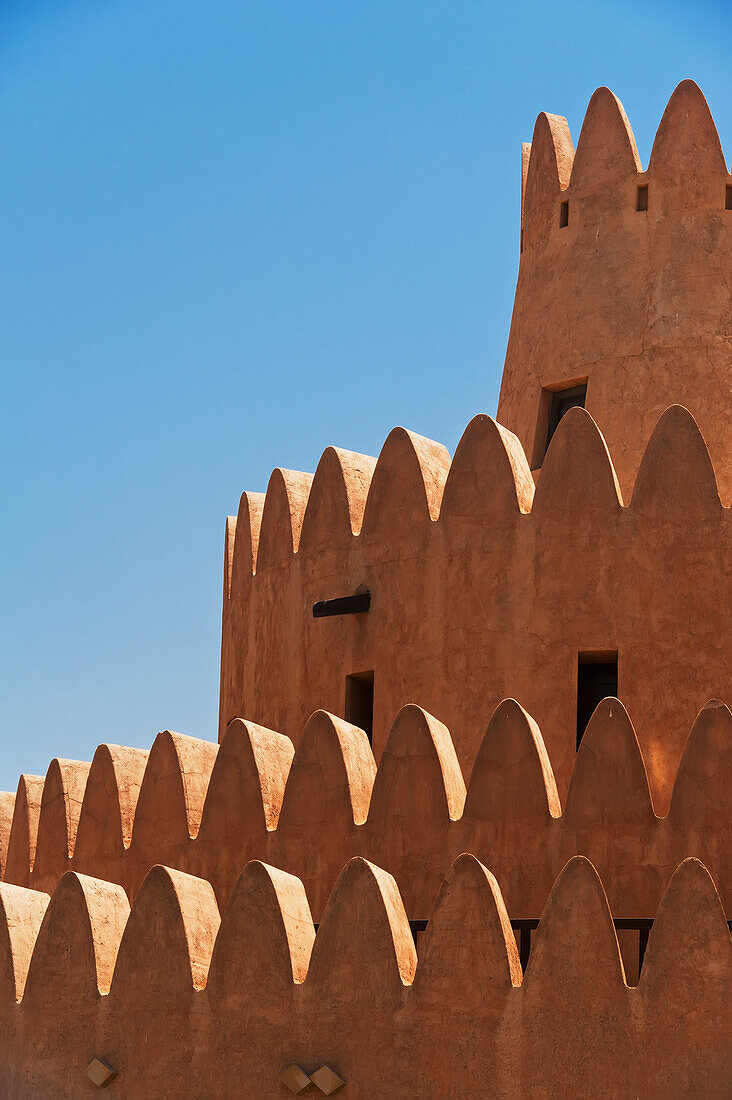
0 80 730 1096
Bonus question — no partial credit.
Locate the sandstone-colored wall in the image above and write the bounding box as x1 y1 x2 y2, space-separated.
0 856 728 1097
219 405 730 815
1 695 729 924
498 81 732 504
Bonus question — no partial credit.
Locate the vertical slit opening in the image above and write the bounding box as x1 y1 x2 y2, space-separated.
726 185 732 211
636 184 648 212
345 671 374 744
577 651 618 748
559 199 569 228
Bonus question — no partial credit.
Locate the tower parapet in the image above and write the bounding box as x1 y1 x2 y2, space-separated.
499 81 732 500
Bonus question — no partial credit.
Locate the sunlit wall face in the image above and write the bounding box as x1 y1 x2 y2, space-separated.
1 0 729 788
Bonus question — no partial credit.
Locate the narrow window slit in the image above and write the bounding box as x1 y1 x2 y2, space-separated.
577 651 618 748
345 671 374 744
559 199 569 228
636 184 648 212
726 185 732 211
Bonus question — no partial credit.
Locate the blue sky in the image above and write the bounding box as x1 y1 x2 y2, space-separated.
0 0 729 790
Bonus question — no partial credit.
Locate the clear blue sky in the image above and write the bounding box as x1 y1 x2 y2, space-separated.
1 0 729 790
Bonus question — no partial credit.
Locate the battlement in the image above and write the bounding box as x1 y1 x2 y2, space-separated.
0 854 728 1095
220 404 730 811
500 80 732 500
2 695 729 926
2 77 729 1095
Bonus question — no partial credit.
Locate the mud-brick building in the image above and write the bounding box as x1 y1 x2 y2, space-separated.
0 80 730 1097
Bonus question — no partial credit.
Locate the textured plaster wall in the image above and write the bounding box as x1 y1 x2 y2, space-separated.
0 855 729 1097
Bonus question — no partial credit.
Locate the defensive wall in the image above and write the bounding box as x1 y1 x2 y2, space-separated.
1 694 729 933
0 856 729 1096
0 80 729 1095
219 404 731 813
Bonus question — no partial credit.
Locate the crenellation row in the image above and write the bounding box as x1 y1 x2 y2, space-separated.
219 403 731 810
521 81 732 251
2 696 729 920
0 855 728 1095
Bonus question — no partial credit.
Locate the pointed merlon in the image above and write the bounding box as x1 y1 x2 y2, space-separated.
222 514 237 602
648 80 727 198
639 858 731 1005
132 730 218 850
22 872 130 1006
31 758 92 894
668 700 732 827
464 699 560 822
200 718 294 837
111 865 220 1002
0 883 50 1004
631 405 721 518
230 491 265 594
299 446 377 551
522 856 626 993
73 744 149 874
368 705 466 825
522 112 574 247
564 699 655 824
521 141 531 219
532 406 624 515
361 427 451 536
278 710 376 831
440 415 534 522
570 87 641 193
256 468 314 569
0 792 15 881
412 854 522 1005
207 861 314 1008
307 857 416 1003
4 775 44 888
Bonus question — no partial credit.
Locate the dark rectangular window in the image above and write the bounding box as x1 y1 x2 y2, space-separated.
577 652 618 748
636 184 648 212
545 383 587 453
726 185 732 211
345 671 374 744
559 199 569 228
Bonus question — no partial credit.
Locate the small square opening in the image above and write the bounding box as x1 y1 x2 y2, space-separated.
726 185 732 211
577 651 618 748
636 184 648 212
559 200 569 228
345 671 374 744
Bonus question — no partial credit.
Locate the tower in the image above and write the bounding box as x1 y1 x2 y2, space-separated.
499 81 732 501
0 82 729 1096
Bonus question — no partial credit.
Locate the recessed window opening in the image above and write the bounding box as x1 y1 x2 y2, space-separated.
559 199 569 228
345 671 374 744
577 651 618 748
636 184 648 212
544 382 587 455
726 185 732 211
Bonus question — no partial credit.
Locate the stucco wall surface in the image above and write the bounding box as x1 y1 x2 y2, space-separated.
1 697 729 926
0 856 728 1098
498 81 732 504
219 404 730 817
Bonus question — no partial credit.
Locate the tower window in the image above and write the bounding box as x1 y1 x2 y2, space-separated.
636 184 648 212
545 383 587 453
577 652 618 748
726 185 732 211
559 200 569 228
345 671 374 744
